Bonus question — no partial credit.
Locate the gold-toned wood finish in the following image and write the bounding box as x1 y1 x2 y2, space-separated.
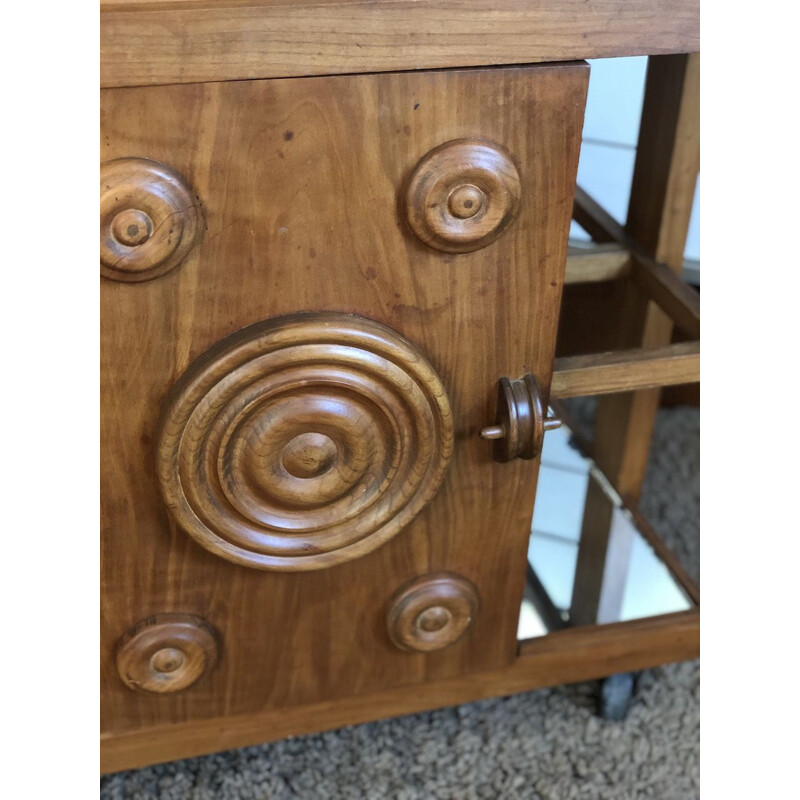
116 614 220 695
100 0 699 89
156 312 454 571
101 64 588 747
100 158 202 283
405 139 521 253
387 574 480 653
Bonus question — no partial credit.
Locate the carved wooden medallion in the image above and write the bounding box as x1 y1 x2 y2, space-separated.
116 614 219 694
387 573 480 652
405 139 521 252
100 157 202 282
156 313 454 571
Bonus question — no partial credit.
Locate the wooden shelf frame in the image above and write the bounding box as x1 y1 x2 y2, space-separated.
555 185 700 400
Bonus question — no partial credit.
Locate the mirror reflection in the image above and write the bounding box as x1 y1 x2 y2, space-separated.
518 418 693 641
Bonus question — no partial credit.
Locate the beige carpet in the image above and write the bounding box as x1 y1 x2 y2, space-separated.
102 405 699 800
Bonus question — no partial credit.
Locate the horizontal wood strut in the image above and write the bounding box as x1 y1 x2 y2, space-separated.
100 0 699 88
561 184 700 398
564 246 631 284
551 342 700 398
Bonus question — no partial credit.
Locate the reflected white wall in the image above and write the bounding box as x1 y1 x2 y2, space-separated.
572 57 700 268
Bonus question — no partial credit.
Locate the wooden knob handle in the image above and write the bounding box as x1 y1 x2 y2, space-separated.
404 139 521 253
100 157 202 283
480 373 561 462
115 613 219 694
387 573 479 652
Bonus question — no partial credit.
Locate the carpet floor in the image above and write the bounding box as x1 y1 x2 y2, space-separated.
102 405 699 800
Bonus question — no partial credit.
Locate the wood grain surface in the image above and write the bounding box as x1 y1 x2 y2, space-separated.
386 573 480 653
154 312 455 571
551 342 700 398
115 614 221 694
101 64 588 741
100 158 203 283
102 610 699 772
404 139 521 253
100 0 699 88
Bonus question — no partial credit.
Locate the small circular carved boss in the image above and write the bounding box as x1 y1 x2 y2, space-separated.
100 157 203 283
116 613 220 694
387 573 480 652
156 313 454 572
404 139 522 253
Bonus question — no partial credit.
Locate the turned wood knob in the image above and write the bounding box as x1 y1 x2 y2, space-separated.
116 613 219 694
387 573 479 652
480 373 561 462
156 312 454 571
404 139 521 253
100 157 202 283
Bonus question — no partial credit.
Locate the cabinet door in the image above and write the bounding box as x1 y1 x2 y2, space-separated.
100 64 588 736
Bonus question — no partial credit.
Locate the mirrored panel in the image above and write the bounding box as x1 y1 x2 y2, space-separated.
518 417 695 641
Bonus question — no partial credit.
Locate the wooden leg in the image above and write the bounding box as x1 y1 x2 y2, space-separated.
570 53 699 625
594 53 699 500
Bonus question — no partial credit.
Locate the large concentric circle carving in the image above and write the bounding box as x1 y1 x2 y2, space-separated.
156 313 454 571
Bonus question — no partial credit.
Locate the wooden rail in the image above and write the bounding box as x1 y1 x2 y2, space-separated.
551 342 700 398
564 246 631 284
100 0 700 89
562 184 700 398
630 255 700 339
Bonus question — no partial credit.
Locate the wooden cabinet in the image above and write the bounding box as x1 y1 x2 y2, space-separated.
101 63 588 760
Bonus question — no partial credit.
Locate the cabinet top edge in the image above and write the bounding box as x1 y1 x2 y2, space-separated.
100 0 699 89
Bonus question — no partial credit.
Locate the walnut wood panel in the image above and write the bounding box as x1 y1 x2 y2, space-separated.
101 65 588 741
100 0 699 89
101 610 699 773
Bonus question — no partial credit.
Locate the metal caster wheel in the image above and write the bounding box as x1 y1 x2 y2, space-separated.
597 672 636 720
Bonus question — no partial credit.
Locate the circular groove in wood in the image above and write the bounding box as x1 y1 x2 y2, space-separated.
116 614 219 694
111 208 154 246
100 157 202 283
281 432 338 479
447 184 484 219
387 573 480 652
156 313 454 571
404 139 521 253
